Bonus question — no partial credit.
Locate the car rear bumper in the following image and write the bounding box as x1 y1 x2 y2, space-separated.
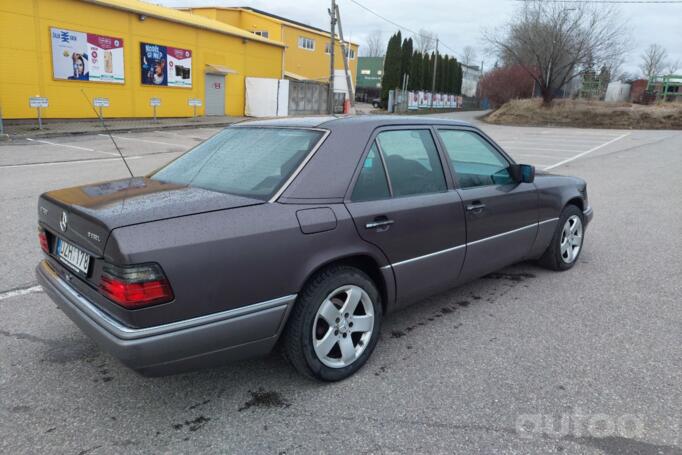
36 260 295 375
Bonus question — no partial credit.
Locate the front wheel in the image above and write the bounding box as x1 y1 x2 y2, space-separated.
539 205 585 271
283 266 382 381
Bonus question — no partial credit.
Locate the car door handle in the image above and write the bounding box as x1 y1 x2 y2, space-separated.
466 202 486 212
365 218 395 229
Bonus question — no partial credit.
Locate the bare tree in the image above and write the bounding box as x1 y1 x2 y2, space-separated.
362 30 385 57
484 0 629 105
639 44 668 79
666 59 680 75
414 29 436 54
462 46 477 67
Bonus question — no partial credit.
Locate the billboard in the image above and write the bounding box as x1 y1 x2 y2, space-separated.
141 42 192 87
50 27 124 83
407 91 419 110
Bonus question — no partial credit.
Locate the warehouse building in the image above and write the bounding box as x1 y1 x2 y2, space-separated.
1 0 285 119
181 6 359 88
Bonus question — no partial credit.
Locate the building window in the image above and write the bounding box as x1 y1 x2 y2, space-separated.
298 36 315 51
324 43 355 59
252 30 269 39
360 69 371 75
345 48 356 59
325 42 331 54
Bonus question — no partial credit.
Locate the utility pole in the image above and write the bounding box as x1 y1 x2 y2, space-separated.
430 38 439 109
328 0 337 114
335 3 355 108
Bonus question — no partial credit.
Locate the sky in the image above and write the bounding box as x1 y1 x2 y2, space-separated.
155 0 682 77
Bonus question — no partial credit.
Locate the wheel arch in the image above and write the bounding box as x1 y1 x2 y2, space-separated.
565 196 584 212
299 254 393 314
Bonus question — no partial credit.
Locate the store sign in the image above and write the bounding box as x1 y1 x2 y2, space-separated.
141 42 192 88
50 27 124 84
93 97 109 107
188 98 202 107
29 97 49 108
150 98 161 107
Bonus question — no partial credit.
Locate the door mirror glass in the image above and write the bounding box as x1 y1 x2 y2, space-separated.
508 164 535 183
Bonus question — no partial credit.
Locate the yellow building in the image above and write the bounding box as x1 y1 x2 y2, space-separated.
0 0 284 119
182 7 359 88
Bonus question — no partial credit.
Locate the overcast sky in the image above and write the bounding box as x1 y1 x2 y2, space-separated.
156 0 682 77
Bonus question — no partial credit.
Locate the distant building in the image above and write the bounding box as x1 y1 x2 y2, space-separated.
461 65 482 97
355 57 384 102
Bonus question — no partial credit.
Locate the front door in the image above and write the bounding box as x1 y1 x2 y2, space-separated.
204 73 225 116
435 128 538 283
345 127 467 307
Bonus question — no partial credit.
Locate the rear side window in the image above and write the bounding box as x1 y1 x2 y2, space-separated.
376 130 446 197
437 130 514 188
151 127 323 200
351 143 390 201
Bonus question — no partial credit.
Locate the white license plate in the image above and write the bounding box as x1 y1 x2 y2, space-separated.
57 238 91 274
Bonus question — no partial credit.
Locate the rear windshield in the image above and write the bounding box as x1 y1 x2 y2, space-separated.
152 127 324 200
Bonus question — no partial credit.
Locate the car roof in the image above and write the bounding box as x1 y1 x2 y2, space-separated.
235 115 473 129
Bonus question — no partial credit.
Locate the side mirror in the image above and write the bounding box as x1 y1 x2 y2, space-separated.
509 164 535 183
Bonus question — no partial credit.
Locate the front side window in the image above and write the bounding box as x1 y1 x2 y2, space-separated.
437 130 513 188
351 144 390 201
376 130 446 197
253 30 269 39
298 36 315 50
152 127 324 200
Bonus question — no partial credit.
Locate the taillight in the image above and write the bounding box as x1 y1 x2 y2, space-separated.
99 263 174 309
38 228 49 253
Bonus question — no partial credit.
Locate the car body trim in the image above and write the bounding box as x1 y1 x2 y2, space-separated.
268 129 331 203
382 220 558 269
38 260 296 341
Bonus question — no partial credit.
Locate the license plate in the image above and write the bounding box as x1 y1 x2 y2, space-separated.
56 238 91 274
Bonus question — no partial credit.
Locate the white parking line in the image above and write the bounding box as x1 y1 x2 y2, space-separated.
26 138 119 156
0 155 145 169
544 133 631 170
0 285 43 301
99 134 178 146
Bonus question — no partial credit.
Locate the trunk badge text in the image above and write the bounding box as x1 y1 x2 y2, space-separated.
59 211 68 232
88 232 101 242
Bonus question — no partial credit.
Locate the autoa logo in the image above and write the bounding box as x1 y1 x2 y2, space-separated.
59 211 68 232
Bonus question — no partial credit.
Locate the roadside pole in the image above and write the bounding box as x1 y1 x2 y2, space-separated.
335 4 355 107
0 104 4 136
430 38 439 109
328 0 337 114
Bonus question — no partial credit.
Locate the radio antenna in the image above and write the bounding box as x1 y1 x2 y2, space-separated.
80 89 134 178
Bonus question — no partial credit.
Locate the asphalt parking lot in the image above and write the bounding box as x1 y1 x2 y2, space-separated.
1 113 680 454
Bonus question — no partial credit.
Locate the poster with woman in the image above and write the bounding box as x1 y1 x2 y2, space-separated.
50 27 124 83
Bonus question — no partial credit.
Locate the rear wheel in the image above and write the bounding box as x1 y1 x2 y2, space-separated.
283 266 382 381
539 205 585 271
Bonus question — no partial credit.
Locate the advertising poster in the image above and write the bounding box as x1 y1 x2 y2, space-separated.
434 93 442 108
424 92 432 108
51 27 124 83
141 42 192 87
417 91 425 108
457 96 464 108
408 91 418 110
449 94 456 108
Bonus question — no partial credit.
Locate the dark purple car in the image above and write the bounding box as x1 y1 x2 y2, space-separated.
36 116 592 381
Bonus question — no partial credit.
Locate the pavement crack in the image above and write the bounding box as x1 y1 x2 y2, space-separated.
0 329 53 345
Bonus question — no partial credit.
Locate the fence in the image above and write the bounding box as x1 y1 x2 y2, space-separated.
389 89 464 113
287 81 346 115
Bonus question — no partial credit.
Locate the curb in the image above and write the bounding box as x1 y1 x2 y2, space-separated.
4 120 239 140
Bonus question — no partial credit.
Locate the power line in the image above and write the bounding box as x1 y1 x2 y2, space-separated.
344 0 462 59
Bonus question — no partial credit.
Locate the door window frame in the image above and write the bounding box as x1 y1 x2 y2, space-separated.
345 125 455 202
434 126 517 190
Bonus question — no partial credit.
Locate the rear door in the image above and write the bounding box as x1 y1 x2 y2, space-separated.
435 128 538 283
345 127 466 307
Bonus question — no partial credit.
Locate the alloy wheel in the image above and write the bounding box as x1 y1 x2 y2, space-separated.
560 215 583 264
312 285 375 368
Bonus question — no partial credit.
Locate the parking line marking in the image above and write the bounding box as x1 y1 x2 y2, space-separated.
0 155 145 169
544 133 631 170
99 134 177 146
26 138 118 156
0 285 43 301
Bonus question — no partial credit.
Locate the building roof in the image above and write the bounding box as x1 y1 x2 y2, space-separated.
81 0 285 47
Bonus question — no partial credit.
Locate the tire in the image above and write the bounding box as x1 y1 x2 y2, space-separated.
539 204 585 271
283 265 382 381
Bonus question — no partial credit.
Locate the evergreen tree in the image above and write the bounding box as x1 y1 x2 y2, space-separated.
408 51 422 90
454 60 463 95
400 37 413 87
380 31 402 104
